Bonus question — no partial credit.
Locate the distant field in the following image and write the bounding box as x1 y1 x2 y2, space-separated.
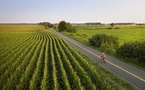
0 25 135 90
72 25 145 45
0 24 41 30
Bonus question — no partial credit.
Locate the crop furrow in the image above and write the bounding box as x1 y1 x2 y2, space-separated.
0 37 38 77
29 35 46 90
0 40 38 89
0 33 35 60
55 38 83 90
1 39 43 90
40 39 50 90
52 38 71 90
16 38 45 90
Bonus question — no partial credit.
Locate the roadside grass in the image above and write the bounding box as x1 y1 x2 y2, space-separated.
62 25 145 71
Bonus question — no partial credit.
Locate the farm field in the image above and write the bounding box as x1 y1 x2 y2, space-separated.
63 25 145 45
0 25 135 90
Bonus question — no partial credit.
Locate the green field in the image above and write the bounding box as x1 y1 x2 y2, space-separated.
62 25 145 71
0 25 135 90
63 25 145 45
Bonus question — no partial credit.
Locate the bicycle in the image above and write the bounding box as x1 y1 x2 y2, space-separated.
101 56 106 63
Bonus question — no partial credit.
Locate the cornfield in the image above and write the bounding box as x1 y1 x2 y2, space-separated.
0 26 135 90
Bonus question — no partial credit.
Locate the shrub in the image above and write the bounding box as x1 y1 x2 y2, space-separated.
107 27 112 30
117 41 145 63
114 27 120 29
89 34 119 53
66 23 76 33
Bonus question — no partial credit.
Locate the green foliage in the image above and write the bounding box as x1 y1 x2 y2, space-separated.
110 23 114 28
58 21 76 33
58 21 67 32
66 23 76 33
39 22 54 28
89 34 119 52
117 41 145 63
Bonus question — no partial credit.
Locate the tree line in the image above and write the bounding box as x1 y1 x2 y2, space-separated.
38 21 76 33
38 22 54 28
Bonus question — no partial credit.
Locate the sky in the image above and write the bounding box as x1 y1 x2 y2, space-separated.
0 0 145 23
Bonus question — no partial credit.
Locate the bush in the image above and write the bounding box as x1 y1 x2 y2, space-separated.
114 27 120 29
117 41 145 63
89 34 119 53
66 23 76 33
107 27 113 29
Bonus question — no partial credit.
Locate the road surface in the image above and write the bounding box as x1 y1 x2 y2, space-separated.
52 30 145 90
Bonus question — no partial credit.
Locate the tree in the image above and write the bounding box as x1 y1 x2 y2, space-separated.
110 23 114 28
58 21 76 33
58 21 67 32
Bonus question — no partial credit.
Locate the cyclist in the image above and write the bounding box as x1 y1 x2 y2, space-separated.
101 53 106 63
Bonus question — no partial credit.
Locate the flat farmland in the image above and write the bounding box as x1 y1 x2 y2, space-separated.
64 25 145 45
0 25 135 90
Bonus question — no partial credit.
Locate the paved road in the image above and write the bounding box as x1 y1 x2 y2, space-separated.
52 30 145 90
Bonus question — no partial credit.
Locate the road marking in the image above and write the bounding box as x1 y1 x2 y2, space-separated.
61 35 145 83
